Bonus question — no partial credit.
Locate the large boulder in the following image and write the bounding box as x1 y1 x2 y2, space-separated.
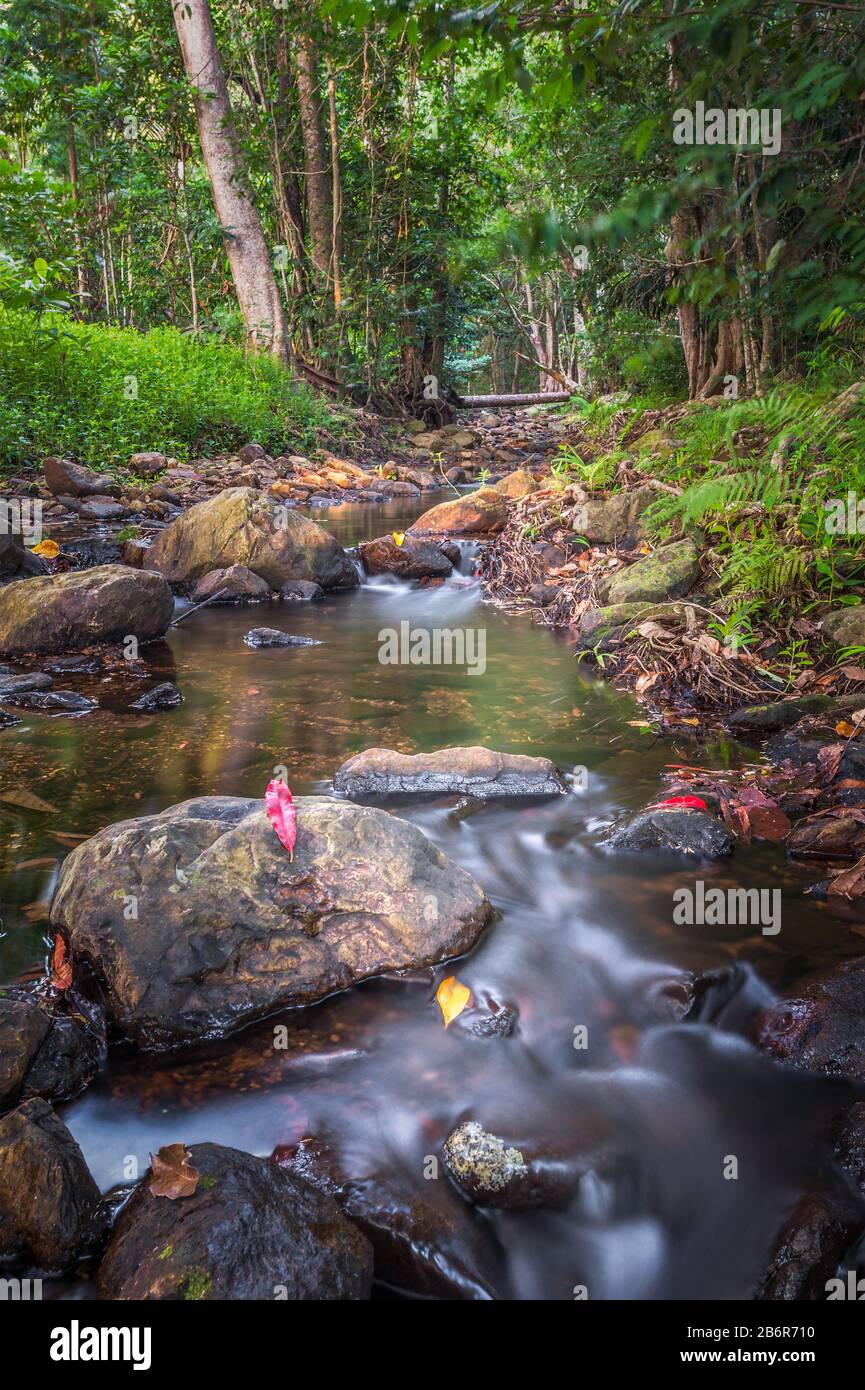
50 795 493 1048
570 487 656 545
334 746 565 799
0 565 174 656
146 488 358 591
602 538 700 605
98 1142 372 1300
409 486 507 537
358 534 453 580
0 1098 102 1269
42 456 119 499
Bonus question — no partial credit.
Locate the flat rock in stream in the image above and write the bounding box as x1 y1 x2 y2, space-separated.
3 689 97 713
191 564 272 604
0 565 174 656
131 681 183 711
0 1098 102 1269
243 627 321 648
608 808 733 859
146 487 358 591
358 534 454 580
98 1142 372 1300
0 671 53 697
334 746 565 799
50 795 493 1047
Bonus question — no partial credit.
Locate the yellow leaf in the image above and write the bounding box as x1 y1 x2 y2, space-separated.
436 974 471 1028
392 531 406 546
31 539 60 559
836 720 856 737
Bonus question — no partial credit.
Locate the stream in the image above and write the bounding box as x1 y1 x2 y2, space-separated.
2 496 864 1300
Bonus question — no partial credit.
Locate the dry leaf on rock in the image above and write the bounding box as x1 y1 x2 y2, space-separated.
148 1143 199 1200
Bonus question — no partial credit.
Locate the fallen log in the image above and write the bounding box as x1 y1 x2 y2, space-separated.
457 391 573 408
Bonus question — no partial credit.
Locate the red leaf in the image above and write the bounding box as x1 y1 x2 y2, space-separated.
265 778 296 859
50 934 72 991
650 795 709 812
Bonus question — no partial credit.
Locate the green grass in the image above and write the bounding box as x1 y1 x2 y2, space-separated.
0 310 342 471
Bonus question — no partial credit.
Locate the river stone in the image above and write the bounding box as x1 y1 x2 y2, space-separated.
334 746 565 799
755 1190 861 1301
42 456 119 499
0 1098 102 1269
97 1142 372 1301
571 487 656 545
0 998 51 1111
146 487 358 591
243 627 321 648
0 672 53 697
128 451 167 476
0 565 174 656
0 535 44 584
728 695 834 733
409 486 507 537
3 688 96 713
131 682 183 711
78 498 127 522
191 564 272 604
50 795 493 1047
751 957 865 1079
281 579 324 601
495 469 538 500
821 606 865 648
602 539 700 605
0 991 102 1113
443 1121 529 1208
358 534 453 580
608 808 733 859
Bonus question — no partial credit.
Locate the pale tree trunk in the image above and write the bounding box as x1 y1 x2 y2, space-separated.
295 34 333 286
171 0 288 358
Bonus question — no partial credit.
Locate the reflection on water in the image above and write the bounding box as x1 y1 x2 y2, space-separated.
2 497 864 1299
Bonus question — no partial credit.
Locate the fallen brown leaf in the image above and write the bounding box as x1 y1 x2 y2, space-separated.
148 1143 200 1200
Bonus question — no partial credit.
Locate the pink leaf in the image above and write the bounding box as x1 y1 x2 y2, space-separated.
265 778 296 860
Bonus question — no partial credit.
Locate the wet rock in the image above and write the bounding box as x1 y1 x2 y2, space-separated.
51 795 493 1047
97 1142 372 1300
409 486 507 537
0 565 174 656
78 498 127 523
128 451 167 476
43 653 104 675
0 672 53 697
786 812 865 860
445 466 467 485
42 456 119 499
571 487 656 546
822 606 865 648
147 487 358 591
442 1121 531 1209
62 537 122 569
2 688 97 712
0 708 19 727
375 479 420 499
602 538 700 606
131 682 183 712
358 534 453 580
768 719 865 781
0 997 51 1111
20 1013 102 1107
120 538 150 569
281 579 324 601
608 808 733 858
494 468 538 500
243 627 321 648
334 746 565 799
191 564 272 604
0 534 44 584
756 1190 861 1300
0 1098 102 1269
277 1135 505 1299
751 957 865 1079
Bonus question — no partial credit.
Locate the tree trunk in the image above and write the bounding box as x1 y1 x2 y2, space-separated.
172 0 288 358
295 34 333 286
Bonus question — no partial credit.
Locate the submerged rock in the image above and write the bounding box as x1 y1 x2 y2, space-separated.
0 672 53 697
409 486 507 537
0 1098 102 1270
243 627 321 649
443 1121 529 1207
98 1142 372 1300
0 565 174 656
334 746 565 799
146 487 358 591
50 795 493 1047
358 534 453 580
3 689 97 713
281 579 324 602
608 808 733 859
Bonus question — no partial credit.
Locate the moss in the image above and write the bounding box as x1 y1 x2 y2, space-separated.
181 1268 212 1301
157 1244 173 1261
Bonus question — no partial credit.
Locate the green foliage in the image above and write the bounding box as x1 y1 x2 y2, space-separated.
0 311 338 469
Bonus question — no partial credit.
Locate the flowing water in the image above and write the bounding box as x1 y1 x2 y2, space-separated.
2 497 864 1299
